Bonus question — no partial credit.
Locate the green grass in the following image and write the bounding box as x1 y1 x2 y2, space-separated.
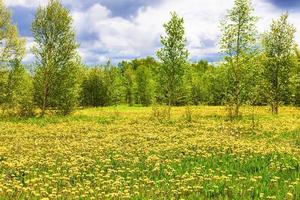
0 106 299 199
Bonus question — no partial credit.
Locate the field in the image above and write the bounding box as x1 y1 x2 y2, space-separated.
0 106 299 199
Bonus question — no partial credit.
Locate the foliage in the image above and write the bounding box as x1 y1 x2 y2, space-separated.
0 70 8 110
189 61 215 105
157 12 189 117
291 48 300 106
105 66 125 106
80 67 108 107
262 13 296 114
4 60 34 116
0 0 299 116
0 0 26 112
135 65 155 106
122 63 136 106
0 0 25 64
32 0 81 115
0 1 300 199
220 0 258 116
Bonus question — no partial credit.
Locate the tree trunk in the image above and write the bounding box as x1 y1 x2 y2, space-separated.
41 91 47 116
234 17 242 117
168 96 171 120
41 61 51 117
273 72 279 115
271 102 279 115
41 77 48 117
234 100 240 117
233 82 241 117
274 101 279 115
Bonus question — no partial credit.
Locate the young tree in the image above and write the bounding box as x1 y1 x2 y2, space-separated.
136 65 155 106
5 60 34 116
123 57 158 105
0 0 25 110
292 48 300 106
80 66 110 107
210 65 228 105
122 64 136 106
220 0 257 116
0 1 25 63
32 0 81 115
102 61 125 106
156 12 189 118
262 13 296 114
190 61 214 105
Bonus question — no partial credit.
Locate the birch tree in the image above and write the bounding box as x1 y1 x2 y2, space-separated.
32 0 81 115
262 13 296 114
220 0 257 116
157 12 189 118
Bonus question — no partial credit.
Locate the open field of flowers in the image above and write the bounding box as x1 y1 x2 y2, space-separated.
0 106 299 199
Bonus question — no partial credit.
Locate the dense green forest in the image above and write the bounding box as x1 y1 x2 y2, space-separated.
0 0 299 117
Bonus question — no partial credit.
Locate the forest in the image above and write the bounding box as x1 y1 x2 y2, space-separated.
0 0 300 199
0 0 299 117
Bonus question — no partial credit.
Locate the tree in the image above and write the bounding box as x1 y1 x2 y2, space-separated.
102 61 125 106
210 65 228 105
136 65 155 106
0 0 25 63
122 64 136 106
262 13 296 114
5 60 34 116
292 48 300 106
0 0 25 110
220 0 257 116
156 12 189 118
190 61 214 105
121 57 158 105
32 0 81 115
81 67 109 107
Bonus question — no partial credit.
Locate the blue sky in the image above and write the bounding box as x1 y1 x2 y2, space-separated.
5 0 300 64
268 0 300 9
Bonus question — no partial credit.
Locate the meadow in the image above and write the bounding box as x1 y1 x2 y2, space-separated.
0 106 299 199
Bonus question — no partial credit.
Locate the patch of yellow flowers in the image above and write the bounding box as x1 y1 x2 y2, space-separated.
0 106 299 199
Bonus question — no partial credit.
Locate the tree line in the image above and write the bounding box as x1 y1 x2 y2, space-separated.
0 0 299 117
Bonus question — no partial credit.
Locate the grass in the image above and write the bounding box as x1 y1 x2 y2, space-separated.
0 106 299 199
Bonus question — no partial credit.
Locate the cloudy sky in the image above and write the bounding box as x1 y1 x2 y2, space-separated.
5 0 300 65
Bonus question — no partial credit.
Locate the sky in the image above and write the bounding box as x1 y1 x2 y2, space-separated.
5 0 300 65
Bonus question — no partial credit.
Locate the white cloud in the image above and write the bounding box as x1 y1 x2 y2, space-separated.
23 37 35 63
74 0 300 64
72 0 234 63
254 0 300 44
7 0 300 63
5 0 48 7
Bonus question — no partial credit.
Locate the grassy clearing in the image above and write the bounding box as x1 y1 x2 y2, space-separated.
0 106 299 199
